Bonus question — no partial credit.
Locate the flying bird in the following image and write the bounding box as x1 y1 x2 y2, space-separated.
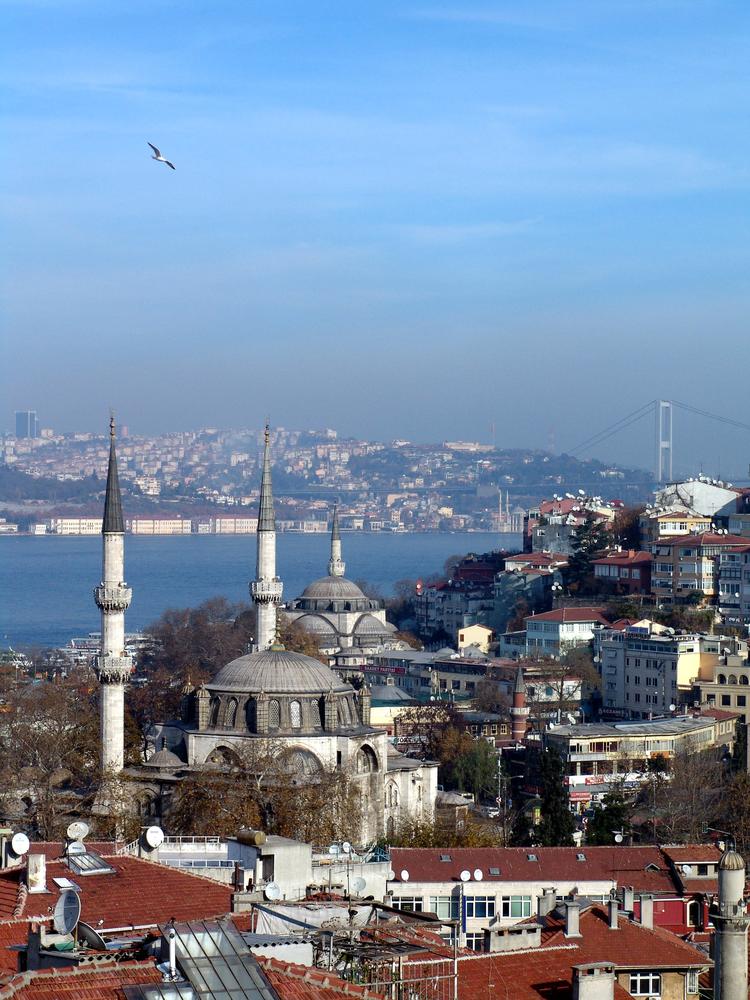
147 142 175 170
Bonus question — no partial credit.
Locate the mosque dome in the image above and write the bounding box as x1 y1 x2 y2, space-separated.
719 849 745 871
145 746 184 769
301 576 368 601
208 647 350 696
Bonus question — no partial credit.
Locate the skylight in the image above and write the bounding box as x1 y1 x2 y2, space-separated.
577 853 586 861
439 854 452 862
66 851 116 876
527 853 538 862
489 867 500 876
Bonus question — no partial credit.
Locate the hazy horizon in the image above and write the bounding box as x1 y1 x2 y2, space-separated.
4 1 750 478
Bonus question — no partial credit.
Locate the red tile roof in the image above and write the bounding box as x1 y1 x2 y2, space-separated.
389 846 709 896
259 957 385 1000
0 921 34 975
657 532 748 547
592 551 652 567
662 846 722 864
1 855 233 931
524 608 609 625
0 960 163 999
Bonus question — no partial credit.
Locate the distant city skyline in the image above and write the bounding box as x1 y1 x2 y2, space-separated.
4 2 750 474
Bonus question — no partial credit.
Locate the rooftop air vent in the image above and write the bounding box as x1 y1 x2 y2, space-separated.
439 854 452 862
527 853 538 862
577 853 586 861
489 867 500 876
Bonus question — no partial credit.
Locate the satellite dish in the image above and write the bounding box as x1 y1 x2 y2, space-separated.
68 840 86 856
614 833 624 844
473 869 483 881
328 844 340 855
669 704 676 713
460 869 471 882
78 920 107 951
53 889 81 935
66 821 89 841
682 864 693 876
400 869 410 882
264 882 282 900
342 841 351 854
10 833 29 856
386 870 396 880
144 826 164 849
352 876 367 894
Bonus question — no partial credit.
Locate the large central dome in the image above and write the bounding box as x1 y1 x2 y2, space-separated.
301 576 367 601
208 647 351 695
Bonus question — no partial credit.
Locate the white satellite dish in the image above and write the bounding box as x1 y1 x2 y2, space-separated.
328 844 340 855
682 864 693 876
144 826 164 849
614 833 624 844
53 889 81 935
473 868 483 881
386 869 396 880
460 869 471 882
400 869 410 882
264 882 282 901
342 841 351 854
10 833 29 856
352 876 367 894
66 821 90 841
68 840 86 856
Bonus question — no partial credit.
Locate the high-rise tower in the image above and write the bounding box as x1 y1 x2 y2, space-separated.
714 846 749 1000
93 416 133 774
328 503 345 578
250 425 282 650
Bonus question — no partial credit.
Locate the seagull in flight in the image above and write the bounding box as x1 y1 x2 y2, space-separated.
147 142 175 170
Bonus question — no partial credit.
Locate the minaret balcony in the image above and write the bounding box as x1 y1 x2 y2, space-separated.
251 579 284 604
94 584 132 613
94 654 133 684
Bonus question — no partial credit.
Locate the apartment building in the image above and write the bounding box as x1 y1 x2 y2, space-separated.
498 607 609 660
545 712 738 811
639 510 712 545
593 620 746 718
692 648 750 724
717 544 750 624
650 531 746 603
592 550 652 594
49 517 102 534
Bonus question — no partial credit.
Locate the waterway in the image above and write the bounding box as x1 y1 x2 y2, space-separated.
0 532 520 648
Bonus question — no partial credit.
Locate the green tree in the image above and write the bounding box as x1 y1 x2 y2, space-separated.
731 719 748 773
585 789 631 845
565 516 611 589
536 748 576 846
452 740 499 802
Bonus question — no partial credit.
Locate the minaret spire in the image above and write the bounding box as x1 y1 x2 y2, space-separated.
328 503 345 578
93 414 132 774
251 423 283 650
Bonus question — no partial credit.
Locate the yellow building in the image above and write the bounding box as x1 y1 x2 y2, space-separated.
693 650 750 724
457 623 494 653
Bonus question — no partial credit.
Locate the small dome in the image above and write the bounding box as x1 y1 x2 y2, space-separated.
208 647 351 695
146 747 183 769
354 614 395 635
720 849 745 871
295 614 338 636
301 576 367 601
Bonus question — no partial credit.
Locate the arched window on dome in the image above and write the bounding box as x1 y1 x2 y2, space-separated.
290 700 302 729
269 699 281 729
246 698 257 731
225 698 238 728
210 698 221 727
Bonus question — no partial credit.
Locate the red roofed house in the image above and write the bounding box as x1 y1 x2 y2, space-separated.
498 607 609 660
592 551 652 595
650 532 748 604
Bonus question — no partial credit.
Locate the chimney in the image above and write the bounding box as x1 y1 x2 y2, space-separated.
639 893 654 930
565 899 581 938
608 896 619 930
537 886 557 917
26 854 46 894
485 924 542 953
572 963 615 1000
622 886 634 913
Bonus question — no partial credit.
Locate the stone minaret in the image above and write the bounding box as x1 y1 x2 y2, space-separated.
250 425 282 650
328 503 345 578
93 416 133 774
714 846 749 1000
510 665 529 742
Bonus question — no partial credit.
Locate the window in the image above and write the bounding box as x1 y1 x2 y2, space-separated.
500 895 531 918
268 699 281 728
465 933 484 951
429 896 459 920
393 896 423 912
629 972 661 996
722 695 731 706
290 700 302 729
225 698 237 727
465 896 495 919
686 970 699 994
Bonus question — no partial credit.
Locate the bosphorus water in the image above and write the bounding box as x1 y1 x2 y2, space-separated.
0 532 519 648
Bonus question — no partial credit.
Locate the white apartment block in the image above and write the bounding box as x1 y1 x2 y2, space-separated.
128 518 192 535
49 517 102 534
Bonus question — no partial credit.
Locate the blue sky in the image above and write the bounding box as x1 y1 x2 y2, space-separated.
3 1 750 475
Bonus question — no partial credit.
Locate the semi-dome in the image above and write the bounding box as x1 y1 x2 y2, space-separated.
354 614 397 635
719 849 745 871
208 647 351 695
295 614 338 636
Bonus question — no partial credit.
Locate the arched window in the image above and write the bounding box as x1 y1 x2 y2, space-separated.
246 698 257 731
387 783 399 808
210 698 221 727
718 674 726 685
728 675 738 685
290 700 302 729
356 745 378 773
740 675 749 685
226 698 238 727
269 700 281 729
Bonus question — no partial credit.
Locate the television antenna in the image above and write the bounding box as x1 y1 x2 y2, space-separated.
53 889 81 935
264 882 282 901
10 833 29 856
66 821 89 841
